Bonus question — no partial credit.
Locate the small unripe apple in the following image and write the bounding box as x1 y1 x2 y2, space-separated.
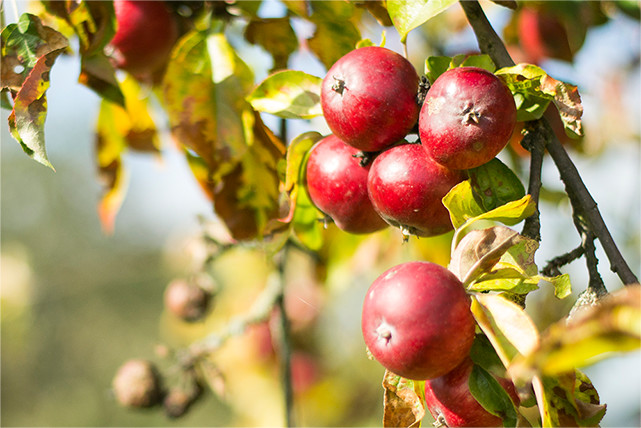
112 359 162 408
305 135 388 234
367 143 464 237
361 261 476 380
425 357 520 427
108 0 178 76
419 67 517 170
164 278 211 322
321 46 420 152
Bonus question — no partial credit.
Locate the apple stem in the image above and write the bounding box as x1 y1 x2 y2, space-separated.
331 76 346 95
433 412 448 427
352 151 377 167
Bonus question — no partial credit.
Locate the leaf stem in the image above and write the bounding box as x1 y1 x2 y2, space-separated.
460 0 639 286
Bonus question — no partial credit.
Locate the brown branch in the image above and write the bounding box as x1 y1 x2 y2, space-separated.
519 121 548 241
460 0 639 286
541 245 585 278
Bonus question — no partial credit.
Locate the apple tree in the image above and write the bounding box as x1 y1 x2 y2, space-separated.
1 0 640 426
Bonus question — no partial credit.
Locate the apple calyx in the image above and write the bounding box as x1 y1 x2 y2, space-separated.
461 103 482 125
376 323 394 345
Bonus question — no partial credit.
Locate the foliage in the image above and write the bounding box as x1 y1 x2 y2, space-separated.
1 0 639 427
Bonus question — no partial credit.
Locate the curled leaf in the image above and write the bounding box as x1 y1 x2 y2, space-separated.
1 13 69 169
382 370 425 428
449 226 524 286
496 63 583 137
510 285 641 381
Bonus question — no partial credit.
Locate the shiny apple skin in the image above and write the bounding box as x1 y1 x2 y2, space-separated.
367 143 464 237
110 0 178 76
419 67 517 170
305 135 388 234
361 261 476 380
321 47 420 152
425 357 520 427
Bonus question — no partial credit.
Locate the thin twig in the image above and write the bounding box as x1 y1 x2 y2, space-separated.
545 138 638 285
460 0 639 286
541 245 585 278
273 247 295 427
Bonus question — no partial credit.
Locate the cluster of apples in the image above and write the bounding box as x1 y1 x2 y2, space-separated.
306 46 517 238
362 261 520 426
308 47 520 425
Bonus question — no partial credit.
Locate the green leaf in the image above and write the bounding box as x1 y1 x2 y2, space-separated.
244 17 298 70
284 132 325 251
247 70 322 119
1 13 69 170
496 63 583 137
510 285 641 380
442 180 486 229
444 180 536 238
424 56 452 84
424 54 495 84
471 293 540 368
531 373 607 427
469 365 518 427
307 1 361 69
387 0 457 43
162 28 285 241
467 158 525 212
469 334 506 376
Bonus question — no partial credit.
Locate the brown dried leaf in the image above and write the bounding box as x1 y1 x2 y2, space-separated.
382 370 425 428
450 226 525 285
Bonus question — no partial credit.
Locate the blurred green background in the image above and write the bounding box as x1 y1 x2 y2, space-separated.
2 1 640 426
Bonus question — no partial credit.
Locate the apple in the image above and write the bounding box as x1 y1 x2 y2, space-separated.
108 0 178 76
425 357 520 427
321 46 420 152
164 278 211 322
419 67 517 170
112 359 163 408
305 135 388 234
517 7 574 64
361 261 476 380
367 143 464 238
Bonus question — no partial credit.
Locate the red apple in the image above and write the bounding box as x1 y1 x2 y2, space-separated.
425 357 520 427
361 261 476 380
108 0 178 76
419 67 517 170
305 135 388 234
518 7 574 64
367 143 464 237
321 47 420 152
